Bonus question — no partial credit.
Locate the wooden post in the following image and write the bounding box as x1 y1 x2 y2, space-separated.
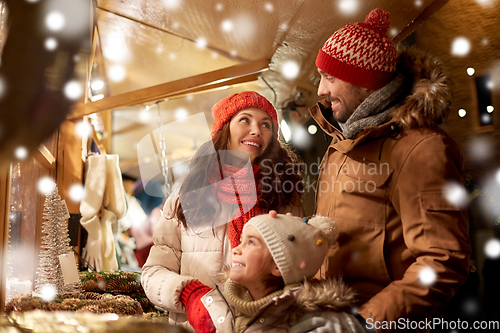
0 164 11 312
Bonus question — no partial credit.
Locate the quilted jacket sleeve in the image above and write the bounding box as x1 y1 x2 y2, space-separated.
141 196 197 313
358 134 471 327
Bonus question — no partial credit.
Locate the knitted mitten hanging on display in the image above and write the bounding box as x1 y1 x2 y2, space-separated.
101 209 118 271
80 155 107 218
103 154 127 219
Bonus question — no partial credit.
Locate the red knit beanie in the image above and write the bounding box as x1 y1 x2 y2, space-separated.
316 8 397 91
210 91 279 139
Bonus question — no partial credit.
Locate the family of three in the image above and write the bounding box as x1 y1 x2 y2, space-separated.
142 8 470 333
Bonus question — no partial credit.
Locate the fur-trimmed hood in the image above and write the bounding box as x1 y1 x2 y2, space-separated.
247 278 357 326
391 45 453 129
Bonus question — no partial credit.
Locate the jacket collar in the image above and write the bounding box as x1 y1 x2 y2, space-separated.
309 100 398 154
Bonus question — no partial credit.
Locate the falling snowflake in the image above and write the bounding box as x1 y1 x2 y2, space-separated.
281 60 300 80
451 37 471 57
418 267 437 286
39 284 57 302
196 38 207 49
338 0 359 15
64 81 83 100
443 182 467 208
68 184 84 202
221 20 233 32
264 2 274 12
108 65 126 82
46 12 65 31
38 178 56 195
484 238 500 259
75 121 92 138
162 0 181 10
14 147 28 160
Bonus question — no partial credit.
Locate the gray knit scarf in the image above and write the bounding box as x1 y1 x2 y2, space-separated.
338 72 406 139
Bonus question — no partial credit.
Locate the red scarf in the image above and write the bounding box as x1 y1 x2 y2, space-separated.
208 163 264 248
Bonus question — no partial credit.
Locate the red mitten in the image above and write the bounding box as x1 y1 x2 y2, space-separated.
180 281 216 333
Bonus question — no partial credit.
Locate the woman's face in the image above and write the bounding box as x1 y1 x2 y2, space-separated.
227 108 273 163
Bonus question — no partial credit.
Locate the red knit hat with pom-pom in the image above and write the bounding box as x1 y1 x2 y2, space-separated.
316 8 397 90
211 91 278 139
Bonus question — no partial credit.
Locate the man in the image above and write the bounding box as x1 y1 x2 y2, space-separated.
309 8 470 331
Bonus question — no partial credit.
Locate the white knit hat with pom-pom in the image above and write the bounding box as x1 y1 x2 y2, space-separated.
316 8 397 90
245 214 337 285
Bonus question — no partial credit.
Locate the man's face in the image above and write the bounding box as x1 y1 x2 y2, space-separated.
317 69 373 123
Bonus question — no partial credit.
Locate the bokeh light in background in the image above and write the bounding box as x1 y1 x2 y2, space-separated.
487 105 494 113
91 80 104 91
467 67 475 76
415 0 423 7
14 147 28 160
281 61 300 80
44 37 57 51
451 37 471 57
68 184 84 202
37 177 56 195
291 126 313 150
215 3 223 11
45 12 65 31
280 120 291 142
484 238 500 259
458 108 467 117
307 124 318 135
418 267 437 286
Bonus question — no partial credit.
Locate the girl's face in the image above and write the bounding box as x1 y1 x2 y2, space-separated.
227 108 273 163
230 225 280 297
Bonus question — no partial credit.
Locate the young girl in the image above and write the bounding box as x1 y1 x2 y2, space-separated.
141 91 304 327
181 211 364 332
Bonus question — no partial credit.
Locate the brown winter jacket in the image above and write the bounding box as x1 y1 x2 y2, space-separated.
310 46 471 329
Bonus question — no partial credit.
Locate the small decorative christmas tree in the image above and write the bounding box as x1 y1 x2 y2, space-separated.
34 185 76 294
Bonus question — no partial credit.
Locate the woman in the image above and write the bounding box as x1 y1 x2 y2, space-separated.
141 91 304 327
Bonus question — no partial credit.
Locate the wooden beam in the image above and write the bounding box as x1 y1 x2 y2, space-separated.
67 59 269 119
33 144 56 170
0 164 11 312
393 0 450 44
